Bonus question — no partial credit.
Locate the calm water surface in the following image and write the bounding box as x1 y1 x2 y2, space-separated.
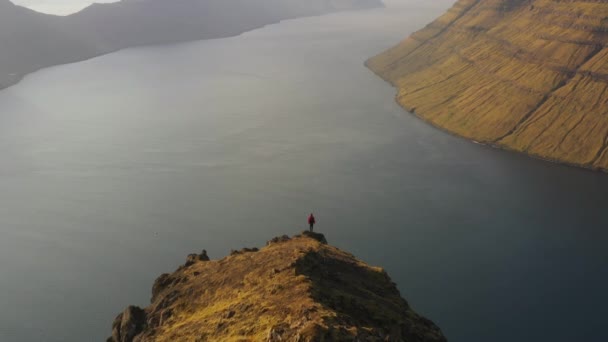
0 1 607 341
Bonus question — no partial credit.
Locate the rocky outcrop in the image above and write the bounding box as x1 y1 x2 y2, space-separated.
298 230 328 244
108 232 446 341
110 306 147 342
367 0 608 172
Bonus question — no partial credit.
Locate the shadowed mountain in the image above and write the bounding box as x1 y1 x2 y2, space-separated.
0 0 382 89
0 0 98 88
367 0 608 172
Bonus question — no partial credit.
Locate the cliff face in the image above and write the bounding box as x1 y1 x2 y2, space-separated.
367 0 608 171
108 232 446 342
0 0 382 90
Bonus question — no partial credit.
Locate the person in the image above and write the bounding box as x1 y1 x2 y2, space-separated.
308 213 316 232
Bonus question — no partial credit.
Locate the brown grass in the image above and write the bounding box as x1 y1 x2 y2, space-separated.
110 232 445 342
367 0 608 171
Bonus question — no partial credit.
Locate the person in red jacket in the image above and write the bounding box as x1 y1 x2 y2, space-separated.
308 213 316 232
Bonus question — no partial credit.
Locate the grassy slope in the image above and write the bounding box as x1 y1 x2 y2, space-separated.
367 0 608 171
109 233 446 341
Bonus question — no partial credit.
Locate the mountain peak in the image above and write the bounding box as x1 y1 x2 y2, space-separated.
108 232 446 342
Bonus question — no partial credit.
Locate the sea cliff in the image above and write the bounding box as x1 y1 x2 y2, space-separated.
367 0 608 172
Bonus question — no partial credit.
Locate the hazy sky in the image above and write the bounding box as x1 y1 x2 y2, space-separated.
10 0 455 16
10 0 454 16
11 0 119 15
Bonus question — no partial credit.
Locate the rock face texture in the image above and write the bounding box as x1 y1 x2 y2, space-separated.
0 0 382 90
367 0 608 171
108 232 446 342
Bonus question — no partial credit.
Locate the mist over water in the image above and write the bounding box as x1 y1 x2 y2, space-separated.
1 1 607 341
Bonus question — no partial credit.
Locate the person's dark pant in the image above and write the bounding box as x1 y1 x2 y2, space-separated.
309 224 314 232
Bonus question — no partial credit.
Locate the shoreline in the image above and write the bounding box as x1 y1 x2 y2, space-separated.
0 6 383 93
363 60 608 176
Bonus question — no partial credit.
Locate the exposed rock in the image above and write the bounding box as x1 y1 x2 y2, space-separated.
299 231 328 244
230 247 260 256
224 309 236 319
267 235 291 245
367 0 608 172
151 273 171 302
109 306 146 342
108 232 446 341
183 249 211 267
266 322 294 341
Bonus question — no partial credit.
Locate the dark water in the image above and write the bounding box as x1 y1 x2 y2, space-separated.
0 1 607 341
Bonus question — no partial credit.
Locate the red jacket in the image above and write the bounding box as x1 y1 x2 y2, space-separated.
308 214 316 224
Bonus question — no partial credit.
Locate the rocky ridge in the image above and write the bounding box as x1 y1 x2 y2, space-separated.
108 231 446 341
367 0 608 171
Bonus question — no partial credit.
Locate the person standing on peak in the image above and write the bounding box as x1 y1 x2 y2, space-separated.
308 213 316 232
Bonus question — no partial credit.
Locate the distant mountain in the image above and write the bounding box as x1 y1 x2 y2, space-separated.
0 0 98 88
367 0 608 172
0 0 382 89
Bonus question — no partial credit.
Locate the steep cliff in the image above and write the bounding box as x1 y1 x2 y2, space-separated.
367 0 608 171
108 232 446 342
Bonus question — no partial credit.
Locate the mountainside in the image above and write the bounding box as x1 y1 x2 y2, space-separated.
0 0 97 89
108 232 446 342
367 0 608 171
0 0 382 90
64 0 382 51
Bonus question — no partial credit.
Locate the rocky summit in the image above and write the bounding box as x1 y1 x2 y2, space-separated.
367 0 608 172
108 231 446 341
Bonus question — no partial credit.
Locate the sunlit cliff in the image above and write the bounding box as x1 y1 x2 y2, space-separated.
367 0 608 171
